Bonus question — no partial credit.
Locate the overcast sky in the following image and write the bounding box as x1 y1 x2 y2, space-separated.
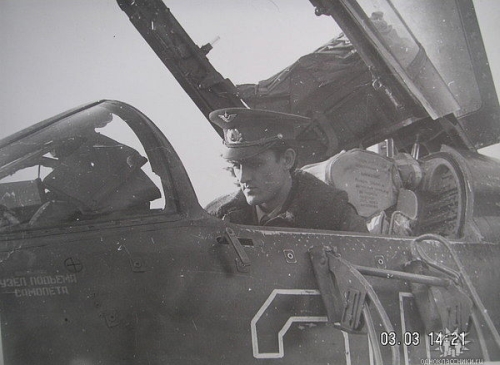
1 0 500 205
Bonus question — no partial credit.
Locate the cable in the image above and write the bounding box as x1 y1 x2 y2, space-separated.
412 234 500 351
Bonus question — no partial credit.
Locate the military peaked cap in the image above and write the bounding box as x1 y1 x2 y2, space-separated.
209 108 311 160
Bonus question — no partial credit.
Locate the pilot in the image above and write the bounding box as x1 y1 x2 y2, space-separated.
205 108 368 232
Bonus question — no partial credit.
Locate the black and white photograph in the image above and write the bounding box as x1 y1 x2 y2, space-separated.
1 0 499 364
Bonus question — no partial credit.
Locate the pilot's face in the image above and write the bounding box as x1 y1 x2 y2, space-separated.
230 149 291 208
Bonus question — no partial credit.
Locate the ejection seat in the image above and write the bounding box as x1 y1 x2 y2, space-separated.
42 133 161 217
1 134 162 229
302 149 421 236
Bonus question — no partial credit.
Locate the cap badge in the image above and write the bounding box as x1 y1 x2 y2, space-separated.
219 111 237 123
226 128 243 143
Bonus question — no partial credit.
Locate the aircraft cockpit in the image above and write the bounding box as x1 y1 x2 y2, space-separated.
0 101 172 232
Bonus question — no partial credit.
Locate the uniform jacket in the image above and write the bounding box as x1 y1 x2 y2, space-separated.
205 171 368 233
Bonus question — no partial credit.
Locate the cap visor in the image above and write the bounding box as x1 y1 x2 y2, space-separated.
221 144 273 161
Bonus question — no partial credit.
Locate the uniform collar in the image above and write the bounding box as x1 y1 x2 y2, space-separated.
255 203 284 224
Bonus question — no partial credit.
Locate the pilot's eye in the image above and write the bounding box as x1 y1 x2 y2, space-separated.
245 161 264 169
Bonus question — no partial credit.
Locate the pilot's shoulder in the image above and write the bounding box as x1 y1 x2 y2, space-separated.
205 190 246 218
294 170 367 232
294 170 348 203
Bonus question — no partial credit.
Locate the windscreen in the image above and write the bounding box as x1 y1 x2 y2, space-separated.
0 104 167 232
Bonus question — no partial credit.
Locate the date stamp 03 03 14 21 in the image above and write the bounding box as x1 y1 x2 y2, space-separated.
380 329 485 363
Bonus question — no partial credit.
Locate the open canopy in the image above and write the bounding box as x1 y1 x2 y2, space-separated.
118 0 500 161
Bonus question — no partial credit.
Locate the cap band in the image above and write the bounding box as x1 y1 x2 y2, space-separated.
224 134 284 148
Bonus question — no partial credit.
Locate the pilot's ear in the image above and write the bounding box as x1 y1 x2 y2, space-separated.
283 148 296 171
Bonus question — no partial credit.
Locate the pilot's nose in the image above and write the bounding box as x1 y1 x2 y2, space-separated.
237 164 251 184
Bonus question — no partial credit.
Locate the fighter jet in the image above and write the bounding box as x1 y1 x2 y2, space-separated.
0 0 499 364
